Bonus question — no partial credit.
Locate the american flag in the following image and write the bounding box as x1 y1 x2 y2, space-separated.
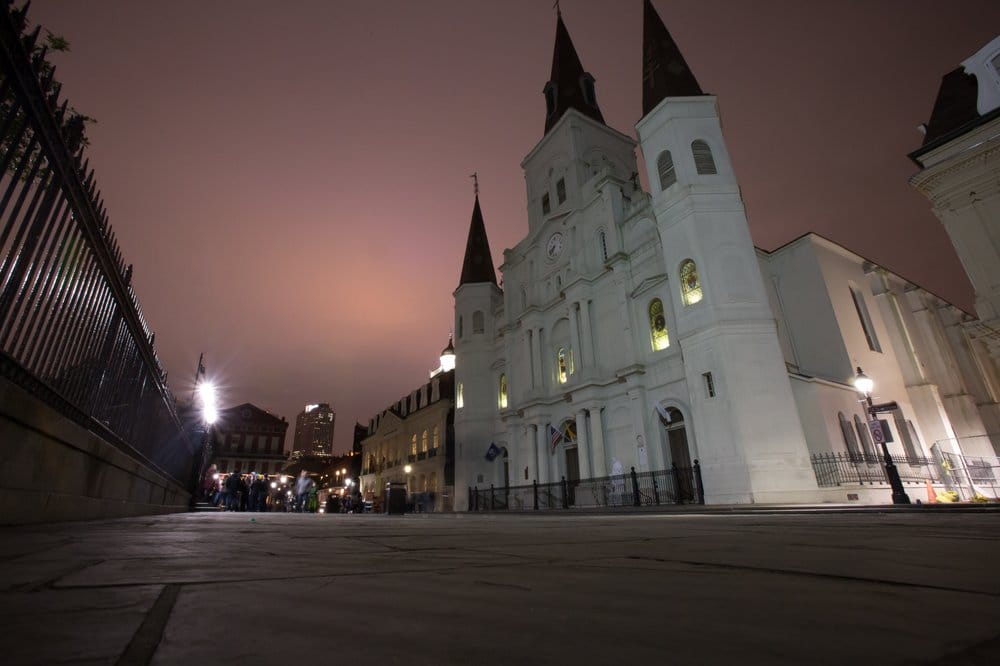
549 424 562 453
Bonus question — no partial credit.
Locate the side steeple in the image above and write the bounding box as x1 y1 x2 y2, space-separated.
543 8 605 135
642 0 703 116
458 195 497 287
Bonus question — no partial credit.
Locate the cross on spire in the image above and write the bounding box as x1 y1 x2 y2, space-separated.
470 171 479 196
553 0 560 15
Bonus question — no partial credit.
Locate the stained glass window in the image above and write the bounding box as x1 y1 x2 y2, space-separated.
498 373 508 409
649 299 670 350
680 259 703 306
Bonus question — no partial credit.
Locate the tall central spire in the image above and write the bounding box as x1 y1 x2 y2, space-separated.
642 0 704 116
542 9 605 135
458 195 497 287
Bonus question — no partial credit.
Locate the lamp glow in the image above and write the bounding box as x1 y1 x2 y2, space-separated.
404 465 412 474
853 367 874 395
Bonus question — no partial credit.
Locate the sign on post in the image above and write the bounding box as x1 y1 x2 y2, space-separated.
867 419 885 445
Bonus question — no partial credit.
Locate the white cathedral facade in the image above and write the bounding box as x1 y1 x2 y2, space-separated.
447 3 1000 509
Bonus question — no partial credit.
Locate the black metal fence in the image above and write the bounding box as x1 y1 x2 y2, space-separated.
469 462 704 511
810 452 941 488
0 3 192 484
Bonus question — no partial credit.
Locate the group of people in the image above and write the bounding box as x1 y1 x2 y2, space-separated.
214 469 272 512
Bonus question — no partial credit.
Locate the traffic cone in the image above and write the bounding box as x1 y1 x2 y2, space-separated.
925 479 937 503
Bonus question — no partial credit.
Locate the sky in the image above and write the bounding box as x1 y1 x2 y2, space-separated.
30 0 1000 455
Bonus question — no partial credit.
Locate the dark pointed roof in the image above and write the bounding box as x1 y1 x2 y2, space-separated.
458 196 497 287
543 10 605 134
642 0 704 115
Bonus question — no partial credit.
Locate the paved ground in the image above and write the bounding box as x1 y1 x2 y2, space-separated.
1 509 999 665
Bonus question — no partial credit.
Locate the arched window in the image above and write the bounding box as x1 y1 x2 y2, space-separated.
410 434 417 456
457 315 463 339
679 259 703 305
456 383 464 409
557 347 573 384
498 373 508 409
692 140 717 175
854 414 875 457
598 230 608 262
648 299 670 351
657 150 676 190
432 425 440 449
421 430 428 452
472 310 484 334
838 412 860 457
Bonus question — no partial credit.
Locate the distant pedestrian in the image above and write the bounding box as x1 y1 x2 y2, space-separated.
295 470 310 512
225 469 244 511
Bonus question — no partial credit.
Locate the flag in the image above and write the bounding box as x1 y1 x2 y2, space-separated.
485 443 500 461
654 402 671 423
549 424 562 453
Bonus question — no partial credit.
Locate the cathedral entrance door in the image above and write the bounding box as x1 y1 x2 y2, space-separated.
663 407 694 501
565 446 580 506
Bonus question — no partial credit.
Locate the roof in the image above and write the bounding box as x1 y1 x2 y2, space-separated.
458 195 498 287
642 0 704 115
543 10 605 135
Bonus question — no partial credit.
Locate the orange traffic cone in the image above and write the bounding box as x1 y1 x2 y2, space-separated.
925 479 937 503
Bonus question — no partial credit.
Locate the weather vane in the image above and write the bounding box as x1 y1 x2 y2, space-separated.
470 171 479 196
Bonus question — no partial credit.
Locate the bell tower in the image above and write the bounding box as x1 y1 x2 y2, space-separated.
635 0 817 503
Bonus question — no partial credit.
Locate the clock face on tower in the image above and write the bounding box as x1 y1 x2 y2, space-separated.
546 232 564 260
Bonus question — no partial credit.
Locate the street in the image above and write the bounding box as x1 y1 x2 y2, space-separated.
1 509 999 665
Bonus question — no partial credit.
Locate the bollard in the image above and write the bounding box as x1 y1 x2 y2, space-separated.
653 477 661 505
533 479 539 510
693 459 705 504
468 486 473 512
490 483 495 511
631 467 640 507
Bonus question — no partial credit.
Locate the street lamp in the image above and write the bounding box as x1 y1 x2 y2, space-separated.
853 367 910 505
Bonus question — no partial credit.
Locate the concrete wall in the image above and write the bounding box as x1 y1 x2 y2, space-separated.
0 375 191 525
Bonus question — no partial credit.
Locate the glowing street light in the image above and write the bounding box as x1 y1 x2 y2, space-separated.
853 366 910 505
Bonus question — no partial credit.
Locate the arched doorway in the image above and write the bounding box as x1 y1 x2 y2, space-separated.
557 419 579 504
657 406 693 501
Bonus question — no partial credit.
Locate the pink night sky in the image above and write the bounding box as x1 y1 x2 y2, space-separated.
31 0 1000 454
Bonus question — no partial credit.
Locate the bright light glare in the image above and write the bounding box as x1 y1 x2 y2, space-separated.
280 475 288 484
212 473 219 480
404 465 412 473
853 369 874 395
197 382 216 404
203 405 219 425
270 482 277 489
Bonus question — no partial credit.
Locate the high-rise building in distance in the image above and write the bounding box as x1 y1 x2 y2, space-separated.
292 403 336 456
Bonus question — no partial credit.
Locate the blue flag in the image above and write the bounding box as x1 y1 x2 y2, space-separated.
485 442 500 461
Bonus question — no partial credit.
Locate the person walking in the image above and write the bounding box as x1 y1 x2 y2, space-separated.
294 470 310 513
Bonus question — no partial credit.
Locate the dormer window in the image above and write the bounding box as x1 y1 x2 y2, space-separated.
544 82 557 117
556 178 566 204
580 74 597 107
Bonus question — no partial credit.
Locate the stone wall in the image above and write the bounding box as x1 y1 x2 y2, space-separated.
0 375 191 525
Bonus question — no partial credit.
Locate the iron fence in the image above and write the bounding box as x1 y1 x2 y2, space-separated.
810 452 941 488
0 3 192 484
469 462 704 511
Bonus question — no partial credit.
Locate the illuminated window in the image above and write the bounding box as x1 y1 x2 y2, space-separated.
472 310 484 334
556 178 566 204
432 425 440 449
679 259 703 305
691 140 717 175
457 383 464 409
498 374 508 409
410 434 417 456
649 299 670 350
657 150 676 190
421 430 428 452
557 347 574 384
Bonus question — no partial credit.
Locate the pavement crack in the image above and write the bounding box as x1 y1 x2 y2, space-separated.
116 583 181 666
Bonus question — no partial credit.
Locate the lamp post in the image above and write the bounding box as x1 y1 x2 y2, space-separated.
853 367 910 505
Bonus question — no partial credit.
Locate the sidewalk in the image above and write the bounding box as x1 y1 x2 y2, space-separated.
2 511 999 665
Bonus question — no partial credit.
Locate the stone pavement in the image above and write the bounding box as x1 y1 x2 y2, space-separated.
1 509 999 665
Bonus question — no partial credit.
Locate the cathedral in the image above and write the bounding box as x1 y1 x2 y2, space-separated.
446 2 1000 508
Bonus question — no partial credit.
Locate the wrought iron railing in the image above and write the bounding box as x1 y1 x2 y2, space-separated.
0 3 192 484
810 452 941 488
469 463 704 511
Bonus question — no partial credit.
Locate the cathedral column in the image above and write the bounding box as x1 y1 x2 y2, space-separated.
535 423 551 483
575 410 592 478
569 305 583 373
589 406 607 477
531 327 544 388
580 299 595 366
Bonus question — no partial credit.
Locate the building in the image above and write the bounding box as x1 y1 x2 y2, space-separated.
359 343 456 511
444 4 1000 509
211 403 289 476
292 402 336 456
